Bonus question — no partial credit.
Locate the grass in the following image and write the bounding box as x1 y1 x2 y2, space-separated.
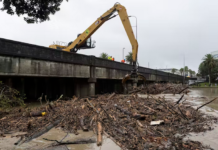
192 82 218 88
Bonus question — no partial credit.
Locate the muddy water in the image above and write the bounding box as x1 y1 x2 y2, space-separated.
189 88 218 110
184 88 218 149
0 129 120 150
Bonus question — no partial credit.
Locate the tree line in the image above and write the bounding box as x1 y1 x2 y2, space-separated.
198 54 217 83
100 52 196 77
171 67 196 77
99 52 133 64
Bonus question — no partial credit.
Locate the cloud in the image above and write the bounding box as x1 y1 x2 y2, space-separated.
1 0 218 72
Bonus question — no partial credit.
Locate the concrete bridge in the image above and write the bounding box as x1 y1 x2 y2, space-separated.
0 38 191 100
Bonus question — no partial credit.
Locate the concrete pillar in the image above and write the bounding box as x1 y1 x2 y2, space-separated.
123 85 128 94
127 82 132 91
88 65 96 96
74 82 80 97
89 83 95 96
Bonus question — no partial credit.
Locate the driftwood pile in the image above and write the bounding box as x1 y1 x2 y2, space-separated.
0 85 216 150
0 81 25 110
132 83 189 95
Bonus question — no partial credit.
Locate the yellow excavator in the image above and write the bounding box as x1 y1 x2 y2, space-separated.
49 2 146 90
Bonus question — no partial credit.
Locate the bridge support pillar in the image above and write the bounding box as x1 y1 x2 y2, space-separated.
88 64 96 96
88 82 95 96
74 83 81 98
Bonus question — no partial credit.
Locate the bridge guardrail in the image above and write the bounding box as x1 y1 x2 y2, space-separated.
0 38 188 81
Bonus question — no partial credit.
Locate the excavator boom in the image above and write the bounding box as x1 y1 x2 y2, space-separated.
49 3 146 91
50 3 138 63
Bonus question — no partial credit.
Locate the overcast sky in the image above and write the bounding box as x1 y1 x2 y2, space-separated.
1 0 218 72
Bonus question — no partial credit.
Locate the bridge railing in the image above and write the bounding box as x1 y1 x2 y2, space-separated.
0 37 188 82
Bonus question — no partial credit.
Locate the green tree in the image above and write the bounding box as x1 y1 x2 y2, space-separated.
196 73 201 77
179 68 184 76
202 54 216 84
99 53 108 59
0 0 67 23
171 68 177 74
198 62 207 77
188 69 192 77
184 66 189 76
125 52 133 65
192 70 196 76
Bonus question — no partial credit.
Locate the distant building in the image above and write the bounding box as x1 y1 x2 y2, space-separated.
158 68 181 75
211 51 218 59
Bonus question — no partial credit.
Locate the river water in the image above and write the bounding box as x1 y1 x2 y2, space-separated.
189 88 218 110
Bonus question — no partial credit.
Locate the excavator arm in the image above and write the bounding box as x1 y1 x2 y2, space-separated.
51 3 138 64
49 3 146 90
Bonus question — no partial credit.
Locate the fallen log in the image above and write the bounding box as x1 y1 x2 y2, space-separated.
43 138 96 144
137 120 144 128
0 117 6 121
128 89 142 94
79 116 88 131
143 105 156 112
115 104 146 120
86 98 99 113
89 115 96 127
29 110 47 117
107 92 116 100
175 94 184 105
97 121 102 146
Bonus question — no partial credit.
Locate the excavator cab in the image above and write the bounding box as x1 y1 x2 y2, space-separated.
67 34 96 52
76 34 96 49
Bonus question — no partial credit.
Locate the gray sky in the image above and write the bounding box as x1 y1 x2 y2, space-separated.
1 0 218 72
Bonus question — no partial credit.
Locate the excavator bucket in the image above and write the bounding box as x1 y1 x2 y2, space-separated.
122 73 146 93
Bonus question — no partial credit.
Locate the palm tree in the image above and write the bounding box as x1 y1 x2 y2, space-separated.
188 69 192 77
192 70 196 76
125 52 133 65
171 68 177 74
99 53 108 59
179 68 184 76
202 54 216 84
184 66 188 76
